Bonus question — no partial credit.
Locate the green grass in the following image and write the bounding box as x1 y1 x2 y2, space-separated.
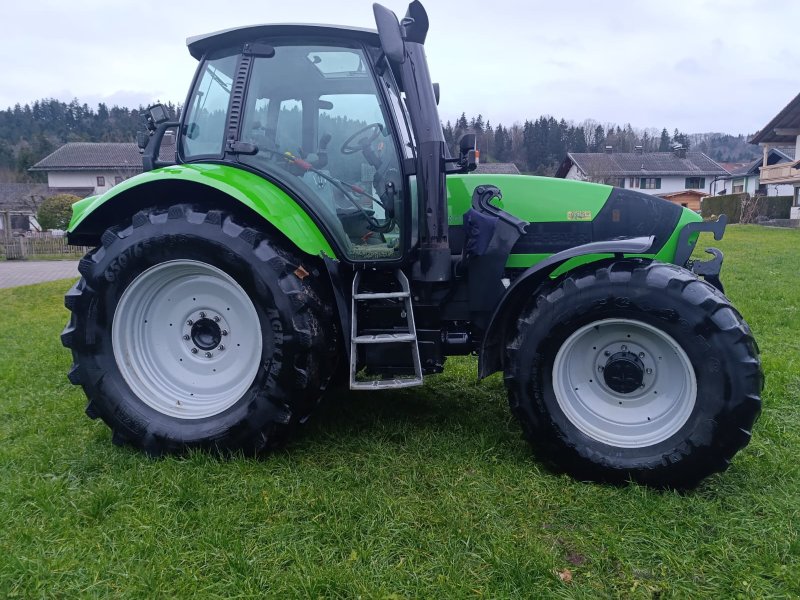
1 225 799 598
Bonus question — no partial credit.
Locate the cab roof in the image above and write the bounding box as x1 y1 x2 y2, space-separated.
187 24 381 60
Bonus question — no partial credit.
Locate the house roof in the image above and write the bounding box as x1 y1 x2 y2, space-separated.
0 183 50 211
749 91 800 145
473 162 520 175
656 190 707 199
29 139 176 172
720 148 793 178
556 151 728 178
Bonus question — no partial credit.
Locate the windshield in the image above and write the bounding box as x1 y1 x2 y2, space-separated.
182 52 237 157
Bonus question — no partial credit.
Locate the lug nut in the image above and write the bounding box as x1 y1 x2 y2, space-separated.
218 345 225 351
646 368 653 374
604 350 611 357
205 352 212 358
639 352 645 358
190 348 198 354
200 312 206 318
214 316 220 322
221 330 228 336
597 365 604 372
183 334 190 340
187 319 193 326
621 344 628 351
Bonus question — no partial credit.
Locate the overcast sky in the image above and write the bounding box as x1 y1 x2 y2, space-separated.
1 0 798 135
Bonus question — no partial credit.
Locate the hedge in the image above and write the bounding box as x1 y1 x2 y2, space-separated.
701 194 792 223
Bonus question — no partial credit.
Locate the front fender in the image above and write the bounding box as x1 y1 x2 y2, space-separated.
68 163 336 258
478 236 654 379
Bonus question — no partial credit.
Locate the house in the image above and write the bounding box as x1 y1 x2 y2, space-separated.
749 91 800 220
473 162 520 175
715 148 795 197
555 147 728 199
29 136 176 196
0 183 49 236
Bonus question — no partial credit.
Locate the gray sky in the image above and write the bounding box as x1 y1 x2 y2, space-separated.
2 0 798 134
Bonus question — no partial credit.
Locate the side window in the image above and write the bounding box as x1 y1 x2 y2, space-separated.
182 53 237 158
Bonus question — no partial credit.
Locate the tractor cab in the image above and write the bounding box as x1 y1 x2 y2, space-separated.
179 28 415 262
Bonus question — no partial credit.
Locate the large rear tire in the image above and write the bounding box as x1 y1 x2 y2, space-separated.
62 204 338 455
504 259 763 489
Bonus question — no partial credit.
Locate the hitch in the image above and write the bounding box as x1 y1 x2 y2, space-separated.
689 248 724 293
675 215 727 293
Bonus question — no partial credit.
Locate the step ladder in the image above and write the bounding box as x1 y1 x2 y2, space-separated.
350 269 423 390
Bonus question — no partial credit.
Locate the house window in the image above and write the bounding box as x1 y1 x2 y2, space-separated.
96 176 105 187
732 178 745 194
114 176 123 185
603 177 625 188
629 177 638 188
640 177 661 189
685 177 705 189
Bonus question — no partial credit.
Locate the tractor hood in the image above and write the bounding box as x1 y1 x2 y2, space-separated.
444 174 703 266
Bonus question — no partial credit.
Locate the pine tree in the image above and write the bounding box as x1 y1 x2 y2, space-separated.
658 128 671 152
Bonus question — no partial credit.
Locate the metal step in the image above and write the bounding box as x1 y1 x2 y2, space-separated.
350 269 423 390
353 333 416 344
353 291 410 300
350 378 426 390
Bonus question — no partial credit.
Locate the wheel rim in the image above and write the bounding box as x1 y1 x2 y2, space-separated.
112 260 263 419
552 318 696 448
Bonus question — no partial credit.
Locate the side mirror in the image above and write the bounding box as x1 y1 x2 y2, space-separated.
373 3 405 64
459 133 479 172
136 131 149 152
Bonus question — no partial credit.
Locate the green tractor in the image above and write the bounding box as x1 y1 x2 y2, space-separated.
61 1 762 488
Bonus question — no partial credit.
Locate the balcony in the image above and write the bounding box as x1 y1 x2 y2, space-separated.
759 161 800 184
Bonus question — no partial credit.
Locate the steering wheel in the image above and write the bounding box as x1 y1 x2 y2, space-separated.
341 122 383 154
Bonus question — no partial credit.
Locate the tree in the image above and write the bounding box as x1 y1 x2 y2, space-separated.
37 194 79 230
658 128 671 152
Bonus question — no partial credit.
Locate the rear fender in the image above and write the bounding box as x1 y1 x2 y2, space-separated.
67 163 336 258
478 236 654 379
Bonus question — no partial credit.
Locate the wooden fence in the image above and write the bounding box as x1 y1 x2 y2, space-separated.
2 233 91 260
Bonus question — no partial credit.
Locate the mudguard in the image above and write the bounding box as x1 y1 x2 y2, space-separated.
478 235 655 379
67 163 336 258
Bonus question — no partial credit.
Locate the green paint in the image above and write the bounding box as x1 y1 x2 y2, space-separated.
68 163 336 258
446 174 613 225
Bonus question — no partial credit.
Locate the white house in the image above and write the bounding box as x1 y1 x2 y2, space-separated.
555 147 729 197
29 137 176 197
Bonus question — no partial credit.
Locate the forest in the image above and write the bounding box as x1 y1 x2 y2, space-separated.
0 98 760 182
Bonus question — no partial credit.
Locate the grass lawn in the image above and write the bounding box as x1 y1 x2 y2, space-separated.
1 225 798 598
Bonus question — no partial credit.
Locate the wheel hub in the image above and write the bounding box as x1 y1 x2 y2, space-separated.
603 351 645 394
190 317 222 351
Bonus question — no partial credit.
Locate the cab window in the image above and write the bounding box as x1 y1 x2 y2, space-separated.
239 43 403 261
182 52 237 158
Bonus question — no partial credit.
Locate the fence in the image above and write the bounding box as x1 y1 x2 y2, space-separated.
2 232 91 260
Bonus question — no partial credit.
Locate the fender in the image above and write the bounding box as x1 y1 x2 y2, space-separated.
67 163 336 258
478 235 654 379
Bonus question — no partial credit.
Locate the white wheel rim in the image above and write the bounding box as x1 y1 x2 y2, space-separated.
552 318 696 448
112 259 263 419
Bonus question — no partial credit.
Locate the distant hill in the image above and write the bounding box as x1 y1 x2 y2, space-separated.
687 133 762 164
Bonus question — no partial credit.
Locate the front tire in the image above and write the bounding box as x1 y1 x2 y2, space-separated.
504 259 763 489
62 204 338 455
